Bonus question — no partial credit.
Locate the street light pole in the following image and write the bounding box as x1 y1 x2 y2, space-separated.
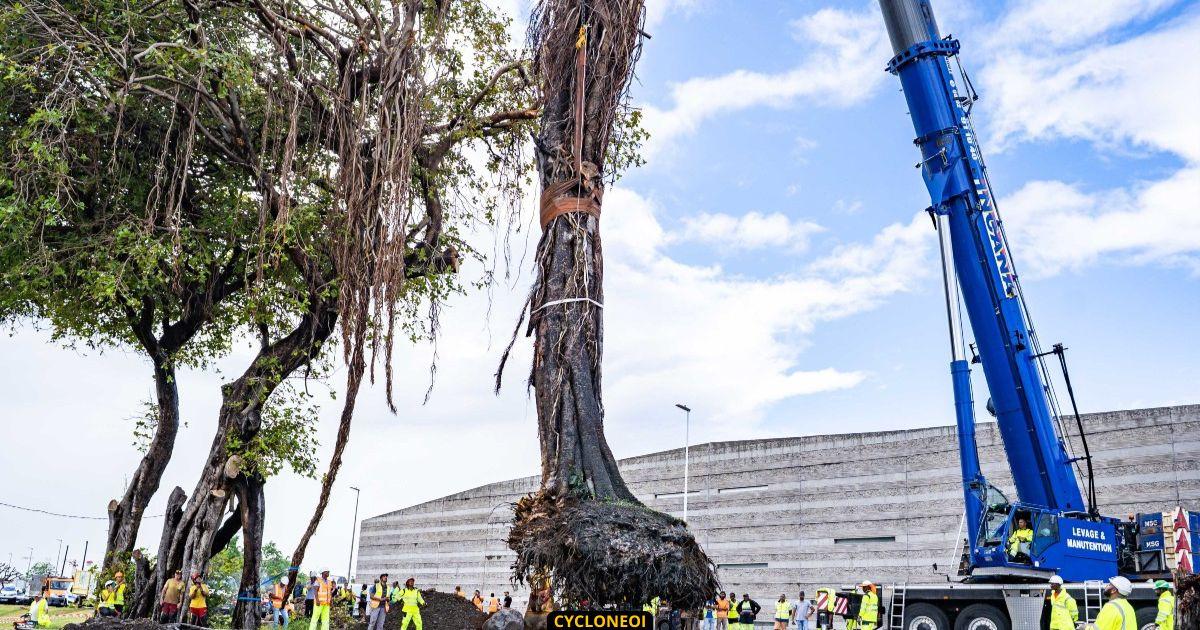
55 540 62 575
348 486 361 587
675 404 691 523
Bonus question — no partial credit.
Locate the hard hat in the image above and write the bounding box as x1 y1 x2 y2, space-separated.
321 569 330 574
860 580 872 587
1048 575 1064 585
1108 576 1132 596
105 580 115 587
1154 580 1171 590
281 576 289 585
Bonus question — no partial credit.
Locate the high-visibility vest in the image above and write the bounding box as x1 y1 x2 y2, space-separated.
644 597 659 614
33 599 50 626
315 578 333 606
473 595 484 611
369 583 388 607
858 592 878 625
115 582 127 605
489 597 500 613
1008 528 1033 555
272 583 287 609
1095 598 1137 630
1048 590 1078 630
391 586 403 603
775 600 791 620
400 588 424 611
1156 591 1175 630
815 588 835 612
715 599 730 619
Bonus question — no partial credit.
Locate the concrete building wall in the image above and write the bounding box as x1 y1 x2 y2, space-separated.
356 404 1199 604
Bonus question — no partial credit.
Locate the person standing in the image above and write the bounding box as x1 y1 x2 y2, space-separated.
726 594 739 630
1047 576 1077 630
358 584 369 618
793 592 813 630
504 591 513 609
472 590 485 612
187 572 211 628
399 578 426 630
714 593 730 630
856 582 878 630
774 594 792 630
367 574 390 630
391 581 403 607
454 586 465 599
112 571 128 616
304 576 317 619
1153 580 1174 630
309 570 333 630
737 593 760 630
1094 576 1136 630
704 597 716 630
160 570 185 623
271 577 290 628
488 593 501 614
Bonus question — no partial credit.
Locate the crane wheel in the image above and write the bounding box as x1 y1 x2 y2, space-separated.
902 603 950 630
952 604 1009 630
1133 606 1157 630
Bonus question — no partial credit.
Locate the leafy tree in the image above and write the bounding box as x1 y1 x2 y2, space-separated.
25 562 53 586
0 563 20 585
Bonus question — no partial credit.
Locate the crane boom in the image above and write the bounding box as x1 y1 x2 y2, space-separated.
877 0 1086 560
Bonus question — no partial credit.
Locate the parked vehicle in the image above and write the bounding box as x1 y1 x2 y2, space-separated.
0 584 33 605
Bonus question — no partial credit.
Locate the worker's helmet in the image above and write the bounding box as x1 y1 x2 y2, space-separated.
321 569 330 575
105 581 116 587
1048 575 1064 585
1153 580 1171 591
1107 576 1132 596
281 576 289 586
406 577 415 587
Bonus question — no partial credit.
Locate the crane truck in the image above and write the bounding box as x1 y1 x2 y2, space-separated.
873 1 1194 629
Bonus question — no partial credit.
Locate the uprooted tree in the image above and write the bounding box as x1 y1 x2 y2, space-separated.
2 0 535 626
499 0 718 609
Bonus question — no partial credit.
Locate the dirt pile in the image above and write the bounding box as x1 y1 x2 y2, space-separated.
508 495 719 609
351 590 487 630
62 618 205 630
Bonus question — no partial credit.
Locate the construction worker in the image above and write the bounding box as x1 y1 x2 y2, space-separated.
309 569 333 630
160 570 185 623
391 581 403 606
814 588 835 630
187 571 210 628
856 582 878 630
774 594 792 630
726 594 739 630
113 571 127 615
488 592 501 614
454 586 465 599
736 593 760 630
367 573 390 630
473 590 485 612
1094 576 1136 630
271 576 290 628
25 591 50 628
97 580 118 617
1047 575 1078 630
714 592 730 630
1153 580 1174 630
1008 518 1034 560
644 597 661 615
399 578 426 630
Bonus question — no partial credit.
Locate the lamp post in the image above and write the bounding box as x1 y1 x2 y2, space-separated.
675 403 691 523
348 486 361 587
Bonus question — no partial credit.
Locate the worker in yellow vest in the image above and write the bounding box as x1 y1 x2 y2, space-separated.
773 594 792 630
1153 580 1174 630
1095 576 1137 630
1047 576 1078 630
113 571 128 615
97 580 119 617
309 569 334 630
856 582 878 630
366 573 390 630
814 588 835 630
1008 518 1034 560
187 572 211 627
399 578 426 630
391 581 403 605
27 591 51 628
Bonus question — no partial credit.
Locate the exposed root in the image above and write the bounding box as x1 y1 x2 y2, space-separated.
508 493 719 609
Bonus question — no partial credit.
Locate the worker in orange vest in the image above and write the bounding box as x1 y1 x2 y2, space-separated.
270 576 290 628
472 590 484 612
308 570 334 630
714 592 731 630
488 593 501 614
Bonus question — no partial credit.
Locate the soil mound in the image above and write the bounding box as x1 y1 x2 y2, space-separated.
62 618 205 630
508 495 719 609
351 590 487 630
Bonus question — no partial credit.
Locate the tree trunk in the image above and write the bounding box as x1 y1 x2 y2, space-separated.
129 486 187 620
232 476 266 629
148 298 338 628
105 358 180 566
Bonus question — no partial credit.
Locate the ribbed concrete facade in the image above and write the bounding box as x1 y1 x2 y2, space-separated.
356 404 1199 604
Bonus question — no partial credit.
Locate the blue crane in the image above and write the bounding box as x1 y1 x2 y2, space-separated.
877 0 1124 582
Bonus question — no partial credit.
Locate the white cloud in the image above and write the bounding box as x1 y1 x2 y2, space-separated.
987 0 1181 48
645 0 703 31
640 7 889 156
983 8 1200 162
674 211 824 252
999 167 1200 276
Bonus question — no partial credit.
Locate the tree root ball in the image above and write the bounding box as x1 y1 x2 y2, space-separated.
508 495 719 609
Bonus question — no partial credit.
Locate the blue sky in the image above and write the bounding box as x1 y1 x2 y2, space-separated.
1 0 1197 579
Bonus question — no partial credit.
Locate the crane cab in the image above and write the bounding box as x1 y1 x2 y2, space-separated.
969 499 1120 581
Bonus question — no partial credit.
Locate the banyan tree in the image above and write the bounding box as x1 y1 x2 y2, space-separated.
501 0 719 608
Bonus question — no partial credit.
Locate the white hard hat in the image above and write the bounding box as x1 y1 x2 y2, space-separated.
321 569 330 574
1108 576 1132 596
860 580 872 587
281 576 289 585
1048 575 1063 585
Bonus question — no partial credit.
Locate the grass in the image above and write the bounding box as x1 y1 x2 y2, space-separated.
0 603 93 629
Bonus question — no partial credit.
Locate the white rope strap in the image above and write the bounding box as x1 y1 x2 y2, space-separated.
532 297 605 313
